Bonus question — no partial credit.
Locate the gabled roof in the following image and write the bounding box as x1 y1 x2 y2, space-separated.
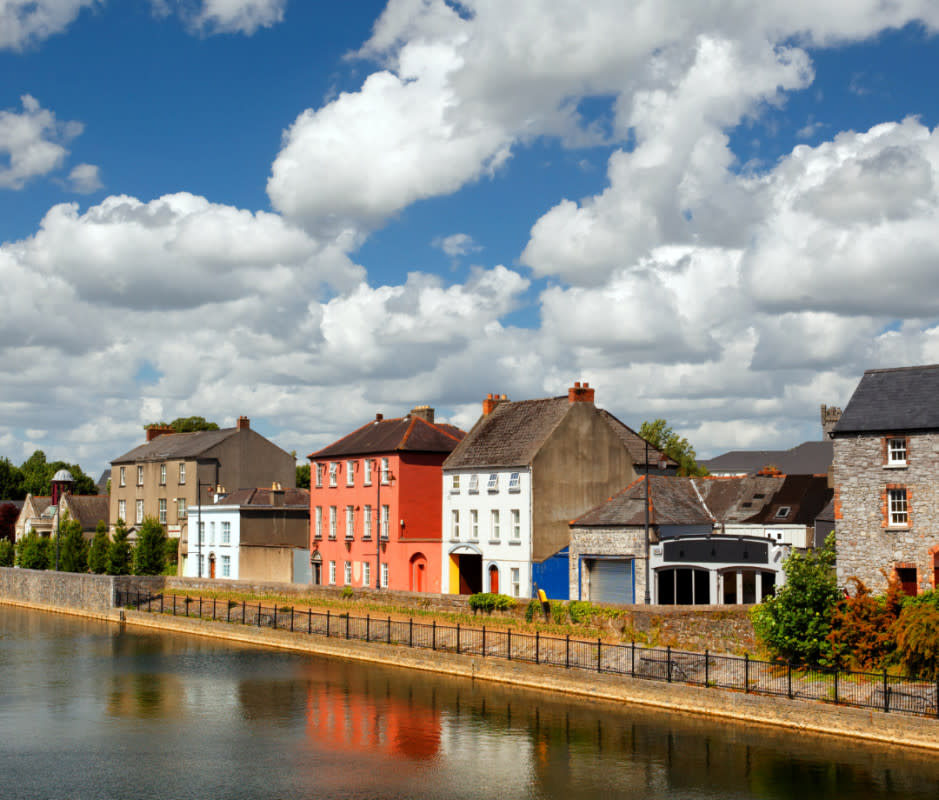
112 428 240 464
599 410 677 469
701 440 832 475
833 364 939 434
63 495 109 530
573 474 832 528
216 487 310 507
444 396 572 469
310 416 464 459
28 495 52 515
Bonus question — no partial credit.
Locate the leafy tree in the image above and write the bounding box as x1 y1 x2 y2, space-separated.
895 604 939 679
639 419 709 476
0 538 14 567
106 520 133 576
145 416 219 433
0 502 18 542
0 457 24 499
15 531 52 570
296 463 310 489
134 516 166 575
750 532 841 665
163 537 179 575
88 521 110 574
17 450 98 496
58 514 89 573
827 577 903 669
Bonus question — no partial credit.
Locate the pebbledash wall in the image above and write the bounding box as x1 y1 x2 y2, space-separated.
833 434 939 593
0 568 162 613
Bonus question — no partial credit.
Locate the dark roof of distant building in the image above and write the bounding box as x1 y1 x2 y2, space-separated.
0 499 25 511
701 440 832 475
216 487 310 507
112 427 241 464
310 416 464 459
64 495 109 530
833 364 939 433
96 470 110 492
572 474 832 528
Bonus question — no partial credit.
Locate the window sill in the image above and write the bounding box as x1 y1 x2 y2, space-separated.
488 539 501 545
508 488 521 494
509 540 521 546
887 524 910 531
883 463 908 469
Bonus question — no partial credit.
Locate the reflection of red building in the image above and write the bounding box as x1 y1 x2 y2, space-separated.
309 406 464 593
305 662 441 760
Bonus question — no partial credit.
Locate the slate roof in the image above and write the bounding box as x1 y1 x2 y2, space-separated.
599 410 677 469
112 428 240 464
64 495 110 530
572 474 832 528
218 487 310 507
833 364 939 433
444 397 572 469
311 416 464 459
701 440 832 475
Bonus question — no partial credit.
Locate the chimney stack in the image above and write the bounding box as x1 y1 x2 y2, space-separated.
375 413 384 422
271 482 284 507
146 424 174 442
483 393 509 415
568 381 595 404
237 415 250 431
820 404 842 439
410 405 435 424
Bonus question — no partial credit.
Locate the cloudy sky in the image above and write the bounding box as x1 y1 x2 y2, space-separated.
2 1 939 476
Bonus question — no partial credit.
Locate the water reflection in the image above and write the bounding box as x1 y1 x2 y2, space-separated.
1 604 938 800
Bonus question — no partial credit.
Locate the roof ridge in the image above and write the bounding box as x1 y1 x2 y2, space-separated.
864 363 939 375
415 416 463 443
399 416 419 448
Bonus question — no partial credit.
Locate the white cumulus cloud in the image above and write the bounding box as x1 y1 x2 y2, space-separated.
0 95 83 189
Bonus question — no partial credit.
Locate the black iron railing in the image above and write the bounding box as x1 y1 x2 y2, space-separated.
116 590 939 720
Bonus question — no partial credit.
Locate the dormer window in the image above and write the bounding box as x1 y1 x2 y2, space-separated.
487 473 499 492
508 472 521 492
468 475 479 493
887 437 907 466
774 506 791 519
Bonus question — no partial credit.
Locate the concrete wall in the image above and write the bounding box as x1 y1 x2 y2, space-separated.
570 525 649 605
0 568 163 612
834 432 939 593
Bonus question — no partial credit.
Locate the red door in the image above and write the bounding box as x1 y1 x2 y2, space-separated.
209 556 216 579
489 565 499 594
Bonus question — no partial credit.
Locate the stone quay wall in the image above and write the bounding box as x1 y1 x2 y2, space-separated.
0 568 163 613
834 433 939 593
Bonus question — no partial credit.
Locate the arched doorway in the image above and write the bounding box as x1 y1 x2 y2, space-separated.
208 553 216 580
488 564 499 594
410 553 427 592
311 551 322 585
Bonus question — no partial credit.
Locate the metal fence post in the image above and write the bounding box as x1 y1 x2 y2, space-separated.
787 661 792 699
566 635 570 669
345 613 350 639
326 609 331 637
290 607 294 633
597 638 601 673
147 592 151 612
631 641 636 678
883 669 889 713
744 653 749 693
273 605 278 629
409 617 413 647
212 598 216 620
482 625 486 657
457 623 461 655
833 668 839 705
242 601 246 625
432 620 436 651
535 631 540 665
705 649 709 687
227 601 231 623
199 597 202 618
308 608 312 635
257 601 261 627
366 614 370 642
387 616 391 644
160 593 163 614
173 595 176 616
667 645 672 683
507 629 512 661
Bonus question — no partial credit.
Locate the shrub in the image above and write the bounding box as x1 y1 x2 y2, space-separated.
15 531 51 570
827 577 903 669
134 517 166 575
106 520 133 576
551 602 568 624
468 592 516 614
341 586 354 599
567 600 596 624
524 597 539 622
895 604 939 679
88 521 109 574
750 532 841 665
58 515 88 574
0 538 13 567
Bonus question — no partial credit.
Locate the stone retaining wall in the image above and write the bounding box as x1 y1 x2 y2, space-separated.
0 568 163 611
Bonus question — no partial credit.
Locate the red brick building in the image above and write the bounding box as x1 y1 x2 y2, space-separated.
308 406 464 593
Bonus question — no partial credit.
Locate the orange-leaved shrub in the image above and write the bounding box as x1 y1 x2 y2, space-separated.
827 577 903 669
896 602 939 679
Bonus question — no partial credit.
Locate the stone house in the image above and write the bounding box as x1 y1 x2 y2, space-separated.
14 493 108 541
109 416 295 564
832 364 939 595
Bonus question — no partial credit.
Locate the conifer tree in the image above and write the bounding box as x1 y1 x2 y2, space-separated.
106 520 133 576
134 517 166 575
88 521 109 574
58 514 88 573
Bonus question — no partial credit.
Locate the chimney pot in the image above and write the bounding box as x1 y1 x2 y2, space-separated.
375 413 384 422
410 405 435 424
568 381 596 404
237 415 250 430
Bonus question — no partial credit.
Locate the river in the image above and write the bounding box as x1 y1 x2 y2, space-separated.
1 604 937 799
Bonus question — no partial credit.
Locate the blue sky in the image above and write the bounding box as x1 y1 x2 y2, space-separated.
2 1 939 476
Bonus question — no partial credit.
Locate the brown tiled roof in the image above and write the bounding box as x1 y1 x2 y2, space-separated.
701 440 832 475
310 416 464 459
64 495 109 531
219 487 310 507
573 474 831 528
599 410 677 469
30 496 53 514
443 397 572 469
112 428 239 464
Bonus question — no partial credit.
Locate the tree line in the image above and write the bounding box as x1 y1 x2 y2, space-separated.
0 450 99 499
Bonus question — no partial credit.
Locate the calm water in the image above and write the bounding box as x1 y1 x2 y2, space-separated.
1 605 938 800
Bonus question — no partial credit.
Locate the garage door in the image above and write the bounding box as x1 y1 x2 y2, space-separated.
588 559 634 605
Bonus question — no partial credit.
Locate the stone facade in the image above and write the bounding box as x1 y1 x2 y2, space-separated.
833 432 939 593
0 568 162 612
569 525 649 604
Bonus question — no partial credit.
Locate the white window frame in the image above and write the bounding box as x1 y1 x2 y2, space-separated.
511 567 520 598
887 437 908 466
178 462 186 485
363 505 372 539
221 555 231 578
508 472 520 492
209 521 215 545
314 506 322 539
159 464 166 485
381 563 389 588
487 473 498 492
381 457 390 485
315 463 323 487
118 499 126 522
490 509 500 540
363 459 372 486
119 466 126 487
511 508 520 540
451 475 461 493
381 505 389 539
888 488 909 527
159 498 167 524
471 509 479 540
222 521 230 545
363 561 371 587
451 509 460 539
329 506 337 539
346 460 355 486
345 505 355 539
328 462 338 487
177 498 187 520
137 465 144 486
199 521 205 544
344 561 352 585
468 474 479 493
135 499 144 524
329 561 336 585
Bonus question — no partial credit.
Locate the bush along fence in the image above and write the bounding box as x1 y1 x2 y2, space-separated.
116 590 939 721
